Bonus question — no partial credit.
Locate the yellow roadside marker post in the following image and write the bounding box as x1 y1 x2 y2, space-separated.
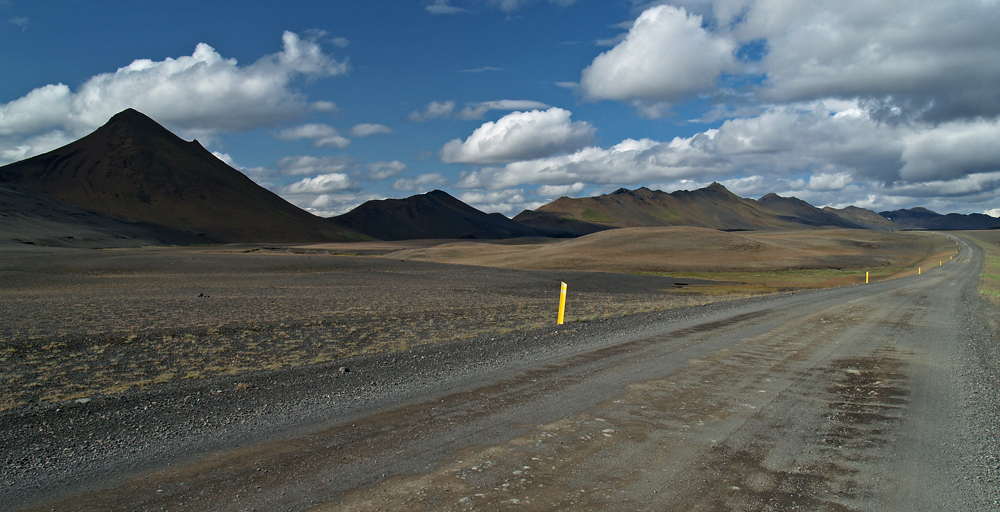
919 267 922 275
866 271 869 284
557 281 567 325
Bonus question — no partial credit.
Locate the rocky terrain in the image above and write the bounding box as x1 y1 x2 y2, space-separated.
0 244 713 508
1 234 996 511
0 244 717 411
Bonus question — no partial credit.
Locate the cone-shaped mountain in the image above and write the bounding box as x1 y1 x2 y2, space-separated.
0 109 359 243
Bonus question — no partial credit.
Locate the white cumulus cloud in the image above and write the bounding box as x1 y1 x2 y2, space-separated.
580 5 737 111
536 182 586 197
739 0 1000 123
440 107 595 164
283 173 355 194
899 120 1000 182
364 161 407 180
807 173 854 192
276 155 354 176
0 31 347 164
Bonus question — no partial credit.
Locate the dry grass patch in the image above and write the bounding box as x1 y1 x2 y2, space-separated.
386 228 956 294
957 231 1000 303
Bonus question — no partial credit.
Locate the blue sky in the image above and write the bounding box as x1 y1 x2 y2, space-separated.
3 0 1000 217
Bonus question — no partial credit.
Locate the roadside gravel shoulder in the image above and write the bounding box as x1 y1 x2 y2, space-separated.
956 271 1000 509
0 290 777 511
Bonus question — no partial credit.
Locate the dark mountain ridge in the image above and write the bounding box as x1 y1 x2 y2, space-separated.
880 207 1000 230
330 189 550 240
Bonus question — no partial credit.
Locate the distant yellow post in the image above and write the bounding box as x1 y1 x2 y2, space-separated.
919 267 922 275
557 282 567 325
940 261 943 266
866 271 869 284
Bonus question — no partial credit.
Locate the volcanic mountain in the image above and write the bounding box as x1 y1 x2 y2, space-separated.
0 109 361 243
513 184 844 235
331 189 548 240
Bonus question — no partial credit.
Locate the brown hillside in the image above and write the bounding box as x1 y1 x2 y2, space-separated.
757 193 861 228
823 205 898 230
0 109 361 243
384 226 930 274
514 183 806 235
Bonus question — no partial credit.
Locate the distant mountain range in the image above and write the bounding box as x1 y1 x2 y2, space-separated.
513 184 869 235
878 207 1000 230
512 187 1000 235
1 108 997 246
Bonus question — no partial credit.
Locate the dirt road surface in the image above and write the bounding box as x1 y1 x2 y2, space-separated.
11 234 1000 511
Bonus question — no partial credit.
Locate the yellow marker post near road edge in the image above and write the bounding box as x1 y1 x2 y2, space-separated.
557 281 567 325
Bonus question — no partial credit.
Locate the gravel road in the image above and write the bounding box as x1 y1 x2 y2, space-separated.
4 235 998 511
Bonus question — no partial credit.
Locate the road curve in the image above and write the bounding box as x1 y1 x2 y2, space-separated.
20 235 1000 511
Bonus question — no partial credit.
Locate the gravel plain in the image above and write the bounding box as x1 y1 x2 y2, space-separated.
0 244 719 509
2 235 998 511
